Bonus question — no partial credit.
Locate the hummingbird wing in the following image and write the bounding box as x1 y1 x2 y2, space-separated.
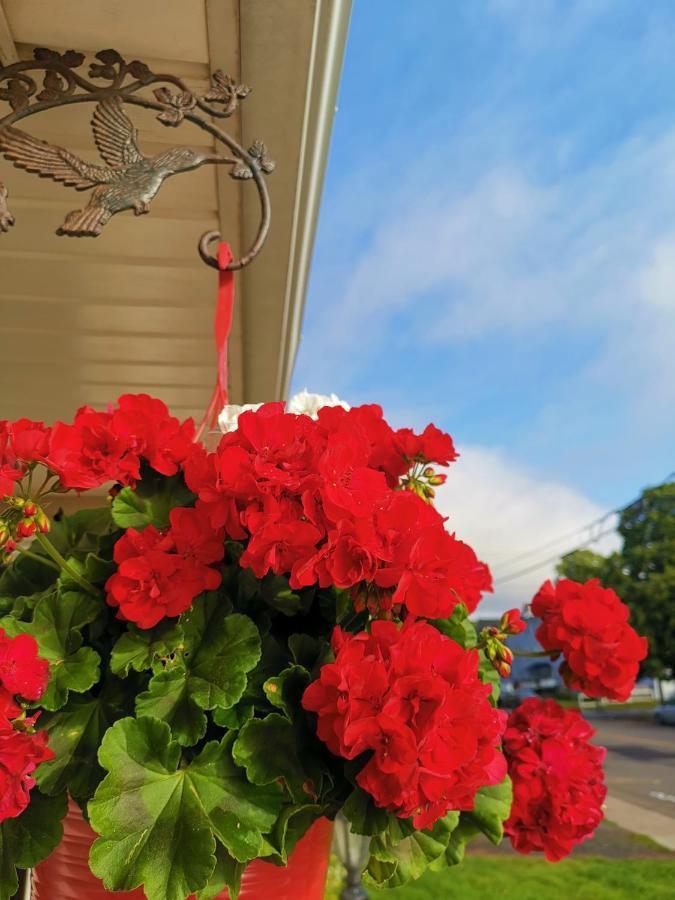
91 97 144 167
0 126 115 189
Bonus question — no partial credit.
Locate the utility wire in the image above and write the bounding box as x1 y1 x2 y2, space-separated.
489 511 616 570
491 470 675 587
493 525 617 587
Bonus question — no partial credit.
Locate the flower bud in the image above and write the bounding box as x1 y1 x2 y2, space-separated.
35 509 50 534
499 608 527 635
428 473 447 486
495 659 511 678
22 500 38 517
16 518 36 538
2 539 17 558
500 645 514 666
0 521 10 548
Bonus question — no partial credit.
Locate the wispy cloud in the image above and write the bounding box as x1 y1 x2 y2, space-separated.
293 0 675 538
435 446 619 616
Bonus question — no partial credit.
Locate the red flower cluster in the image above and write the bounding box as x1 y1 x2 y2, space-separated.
503 698 606 861
0 630 50 706
302 620 507 829
532 579 648 702
105 507 225 628
185 403 491 617
0 629 53 823
0 418 51 497
47 394 195 491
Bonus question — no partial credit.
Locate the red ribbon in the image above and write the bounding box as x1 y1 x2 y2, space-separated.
195 242 235 441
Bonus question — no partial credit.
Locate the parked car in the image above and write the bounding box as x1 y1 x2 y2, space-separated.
654 703 675 725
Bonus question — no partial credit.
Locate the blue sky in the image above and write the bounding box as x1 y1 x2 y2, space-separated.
291 0 675 613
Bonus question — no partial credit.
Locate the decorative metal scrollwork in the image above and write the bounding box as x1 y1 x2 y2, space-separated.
0 48 274 270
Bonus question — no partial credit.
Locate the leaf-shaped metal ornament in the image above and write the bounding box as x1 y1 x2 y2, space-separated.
203 70 251 116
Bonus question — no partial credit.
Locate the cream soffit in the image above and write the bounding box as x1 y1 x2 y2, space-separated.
0 1 18 66
0 0 351 421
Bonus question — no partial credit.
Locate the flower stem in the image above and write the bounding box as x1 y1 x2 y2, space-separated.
15 546 60 572
512 649 553 658
33 532 99 597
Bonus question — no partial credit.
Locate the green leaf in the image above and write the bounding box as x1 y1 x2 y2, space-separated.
37 691 126 803
112 476 195 530
367 812 459 888
0 554 57 602
136 666 206 747
212 703 254 730
263 664 310 719
51 506 114 553
233 713 310 803
110 487 155 529
0 589 101 710
197 842 244 900
0 585 54 622
110 621 184 677
266 803 323 865
88 717 284 899
465 776 513 845
84 553 116 585
342 788 392 836
430 604 477 648
182 605 261 710
137 602 260 745
288 633 326 670
0 790 67 900
431 818 480 869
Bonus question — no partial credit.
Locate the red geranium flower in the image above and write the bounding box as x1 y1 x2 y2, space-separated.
48 407 135 490
303 621 506 829
394 423 458 467
0 419 52 497
375 515 492 617
105 508 224 629
48 395 195 491
168 506 225 568
183 402 488 618
0 629 50 701
503 698 606 861
111 393 195 478
532 579 648 702
0 715 54 823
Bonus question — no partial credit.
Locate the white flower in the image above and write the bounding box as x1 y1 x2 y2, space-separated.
217 390 350 433
286 389 350 418
217 402 264 433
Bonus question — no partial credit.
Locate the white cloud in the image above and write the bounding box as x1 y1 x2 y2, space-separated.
435 445 619 617
301 124 675 425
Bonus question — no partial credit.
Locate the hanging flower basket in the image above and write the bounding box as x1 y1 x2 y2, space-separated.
0 394 648 899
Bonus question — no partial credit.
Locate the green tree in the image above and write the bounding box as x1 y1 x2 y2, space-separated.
557 482 675 679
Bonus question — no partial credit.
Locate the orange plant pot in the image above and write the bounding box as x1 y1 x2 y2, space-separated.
32 800 334 900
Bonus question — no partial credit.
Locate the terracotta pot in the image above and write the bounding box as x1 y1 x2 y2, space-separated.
32 800 334 900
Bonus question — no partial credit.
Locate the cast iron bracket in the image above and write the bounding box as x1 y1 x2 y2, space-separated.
0 47 274 269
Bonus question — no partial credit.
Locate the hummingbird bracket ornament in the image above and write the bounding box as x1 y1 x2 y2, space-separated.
0 47 274 270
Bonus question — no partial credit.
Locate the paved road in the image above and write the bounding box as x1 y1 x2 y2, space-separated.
589 718 675 818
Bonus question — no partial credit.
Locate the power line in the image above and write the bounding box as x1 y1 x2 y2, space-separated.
493 525 617 587
489 511 616 571
491 470 675 587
